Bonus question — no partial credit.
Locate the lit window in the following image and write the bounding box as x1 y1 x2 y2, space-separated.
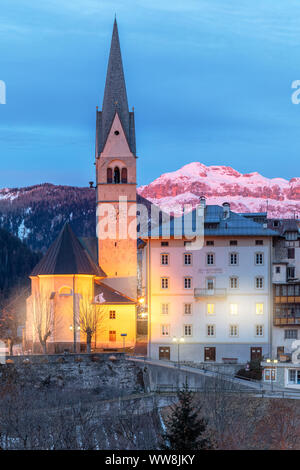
255 277 264 289
161 324 170 336
109 331 116 342
184 303 192 315
229 325 238 337
229 252 238 265
161 253 169 265
207 253 215 265
255 325 264 337
161 304 169 315
255 253 264 265
109 310 116 319
59 286 72 296
207 304 215 315
264 368 276 382
184 277 192 289
161 277 169 289
184 253 192 265
256 304 264 315
230 277 238 289
184 324 193 336
230 304 238 315
207 325 215 337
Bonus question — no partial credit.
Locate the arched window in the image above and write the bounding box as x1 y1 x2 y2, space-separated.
121 167 127 183
107 168 112 183
59 286 73 296
114 167 120 184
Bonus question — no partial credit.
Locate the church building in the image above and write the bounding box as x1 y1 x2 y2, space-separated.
25 20 137 353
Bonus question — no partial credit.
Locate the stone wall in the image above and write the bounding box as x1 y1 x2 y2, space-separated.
0 353 145 400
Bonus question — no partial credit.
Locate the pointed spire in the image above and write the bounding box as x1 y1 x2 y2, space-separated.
101 18 130 148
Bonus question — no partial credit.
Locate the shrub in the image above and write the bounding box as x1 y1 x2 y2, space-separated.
236 360 263 381
91 355 100 362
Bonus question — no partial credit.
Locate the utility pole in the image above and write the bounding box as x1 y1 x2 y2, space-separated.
73 275 76 353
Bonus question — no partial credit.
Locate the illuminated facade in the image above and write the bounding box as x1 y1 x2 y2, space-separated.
25 20 137 353
95 19 137 301
141 203 278 363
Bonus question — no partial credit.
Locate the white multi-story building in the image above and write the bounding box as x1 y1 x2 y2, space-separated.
140 201 278 364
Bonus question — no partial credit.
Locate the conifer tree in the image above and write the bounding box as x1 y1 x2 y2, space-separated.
161 381 212 450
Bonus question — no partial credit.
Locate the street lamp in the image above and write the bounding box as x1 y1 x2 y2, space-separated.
69 325 80 331
172 336 185 368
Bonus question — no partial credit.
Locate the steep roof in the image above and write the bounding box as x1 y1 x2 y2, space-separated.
266 218 300 237
93 281 136 304
140 204 279 238
96 19 136 155
31 223 106 277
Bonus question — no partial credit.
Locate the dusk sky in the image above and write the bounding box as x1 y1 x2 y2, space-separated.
0 0 300 188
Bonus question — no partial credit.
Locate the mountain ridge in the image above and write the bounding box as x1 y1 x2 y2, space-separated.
138 162 300 216
0 162 299 253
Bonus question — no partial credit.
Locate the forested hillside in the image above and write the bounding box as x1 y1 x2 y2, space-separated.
0 227 41 302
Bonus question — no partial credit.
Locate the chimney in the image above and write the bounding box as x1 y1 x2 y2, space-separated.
222 202 230 219
197 196 206 218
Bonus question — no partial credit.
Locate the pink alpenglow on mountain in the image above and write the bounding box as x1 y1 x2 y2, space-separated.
137 162 300 218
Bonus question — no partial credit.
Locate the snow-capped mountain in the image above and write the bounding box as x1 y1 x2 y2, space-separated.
137 162 300 217
0 163 299 252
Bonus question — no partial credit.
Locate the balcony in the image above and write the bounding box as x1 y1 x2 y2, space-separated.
275 296 300 304
274 317 300 326
194 288 227 298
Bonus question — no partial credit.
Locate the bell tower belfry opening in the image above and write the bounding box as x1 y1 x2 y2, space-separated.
95 19 137 300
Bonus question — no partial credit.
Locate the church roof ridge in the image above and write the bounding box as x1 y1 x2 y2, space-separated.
31 223 107 277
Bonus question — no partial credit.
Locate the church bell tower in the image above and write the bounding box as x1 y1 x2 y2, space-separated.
95 19 137 300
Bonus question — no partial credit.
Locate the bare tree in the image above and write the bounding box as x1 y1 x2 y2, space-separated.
197 376 266 450
253 399 300 450
109 398 162 450
78 296 106 353
32 290 53 354
0 287 27 355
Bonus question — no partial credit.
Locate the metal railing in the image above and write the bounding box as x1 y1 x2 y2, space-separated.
194 288 227 297
154 384 300 399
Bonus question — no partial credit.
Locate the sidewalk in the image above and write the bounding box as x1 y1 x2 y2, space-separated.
128 356 300 399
